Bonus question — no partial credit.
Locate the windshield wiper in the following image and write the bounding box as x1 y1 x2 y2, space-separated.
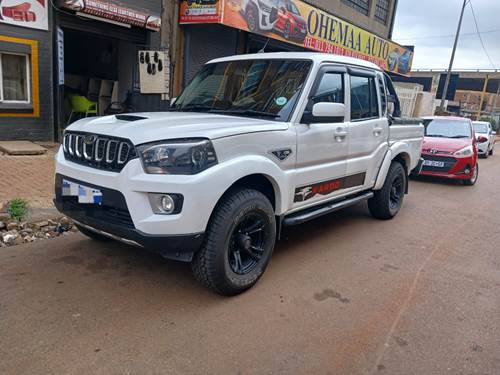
168 105 215 112
449 135 470 139
426 134 445 138
211 109 278 119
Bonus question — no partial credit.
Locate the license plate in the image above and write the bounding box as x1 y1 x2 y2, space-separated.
423 160 445 168
62 179 103 205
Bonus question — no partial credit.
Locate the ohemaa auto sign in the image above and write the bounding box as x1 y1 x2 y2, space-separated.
0 0 48 30
60 0 161 31
179 0 414 75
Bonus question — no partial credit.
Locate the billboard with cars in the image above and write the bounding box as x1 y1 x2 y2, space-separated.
178 0 414 75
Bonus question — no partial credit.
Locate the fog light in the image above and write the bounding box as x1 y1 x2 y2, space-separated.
161 195 175 213
464 168 471 174
149 193 183 215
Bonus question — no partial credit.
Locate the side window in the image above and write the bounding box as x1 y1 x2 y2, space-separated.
350 75 379 120
312 72 344 104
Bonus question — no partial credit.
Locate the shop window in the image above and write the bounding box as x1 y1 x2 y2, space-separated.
0 53 30 103
375 0 390 24
341 0 370 16
350 75 379 120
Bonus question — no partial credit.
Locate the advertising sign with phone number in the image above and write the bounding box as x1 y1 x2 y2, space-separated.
178 0 414 75
0 0 48 30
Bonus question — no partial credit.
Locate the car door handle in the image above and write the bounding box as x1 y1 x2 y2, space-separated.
334 128 348 142
373 127 383 137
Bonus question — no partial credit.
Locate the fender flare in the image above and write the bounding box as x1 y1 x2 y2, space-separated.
373 142 412 191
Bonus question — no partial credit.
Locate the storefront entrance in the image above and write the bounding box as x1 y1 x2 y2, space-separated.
54 10 166 140
60 28 138 128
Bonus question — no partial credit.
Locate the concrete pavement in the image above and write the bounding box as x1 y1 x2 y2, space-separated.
1 147 500 374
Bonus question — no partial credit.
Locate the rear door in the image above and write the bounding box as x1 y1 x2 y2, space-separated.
292 66 349 209
345 70 389 192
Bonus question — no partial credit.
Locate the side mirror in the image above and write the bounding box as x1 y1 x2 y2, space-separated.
491 131 497 135
311 102 346 123
170 97 177 106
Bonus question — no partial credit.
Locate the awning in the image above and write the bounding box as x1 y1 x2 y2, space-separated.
179 0 413 75
58 0 161 31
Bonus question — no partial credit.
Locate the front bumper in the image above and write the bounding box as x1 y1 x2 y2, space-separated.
477 142 489 155
418 153 476 180
54 174 204 261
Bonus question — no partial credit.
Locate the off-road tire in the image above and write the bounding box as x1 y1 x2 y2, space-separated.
191 188 276 296
368 161 406 220
76 224 111 242
463 164 478 186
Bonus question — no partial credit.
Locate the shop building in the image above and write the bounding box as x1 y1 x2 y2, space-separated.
177 0 412 91
0 0 167 141
0 0 52 140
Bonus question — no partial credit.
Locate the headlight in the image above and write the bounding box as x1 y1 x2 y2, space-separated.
454 145 473 157
137 139 218 175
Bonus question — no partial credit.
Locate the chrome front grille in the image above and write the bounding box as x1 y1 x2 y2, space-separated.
63 132 136 172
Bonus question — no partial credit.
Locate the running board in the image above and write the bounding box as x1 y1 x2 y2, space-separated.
283 192 374 226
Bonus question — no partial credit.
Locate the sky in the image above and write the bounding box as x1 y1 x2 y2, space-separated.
392 0 500 70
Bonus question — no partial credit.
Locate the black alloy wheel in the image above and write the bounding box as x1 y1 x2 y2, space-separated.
228 213 267 275
389 174 404 211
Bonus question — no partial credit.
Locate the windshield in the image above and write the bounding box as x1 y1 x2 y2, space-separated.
473 123 489 133
171 59 312 122
424 119 472 139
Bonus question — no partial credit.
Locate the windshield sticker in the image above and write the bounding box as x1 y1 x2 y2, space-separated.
275 97 288 106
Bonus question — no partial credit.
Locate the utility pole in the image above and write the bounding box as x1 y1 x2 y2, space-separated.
439 0 468 112
493 81 500 115
161 0 180 98
477 74 489 119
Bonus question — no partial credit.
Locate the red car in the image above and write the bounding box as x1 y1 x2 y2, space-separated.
274 0 307 42
418 116 479 185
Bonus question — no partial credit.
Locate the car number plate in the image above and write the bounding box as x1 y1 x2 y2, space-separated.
423 160 445 168
62 179 103 205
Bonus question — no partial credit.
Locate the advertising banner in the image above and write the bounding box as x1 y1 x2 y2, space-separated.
0 0 48 30
59 0 161 31
179 0 413 74
179 0 222 24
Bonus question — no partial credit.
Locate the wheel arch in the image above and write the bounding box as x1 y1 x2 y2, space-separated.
221 173 281 212
374 148 411 193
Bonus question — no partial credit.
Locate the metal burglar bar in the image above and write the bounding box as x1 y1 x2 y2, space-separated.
63 132 136 172
375 0 390 24
341 0 370 15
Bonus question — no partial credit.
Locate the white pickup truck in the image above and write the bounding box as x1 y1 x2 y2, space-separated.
55 52 424 295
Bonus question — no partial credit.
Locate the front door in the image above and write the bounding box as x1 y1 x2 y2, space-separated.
345 71 389 191
292 67 349 209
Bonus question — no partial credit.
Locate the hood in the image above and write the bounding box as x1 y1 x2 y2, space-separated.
422 136 471 154
66 112 288 145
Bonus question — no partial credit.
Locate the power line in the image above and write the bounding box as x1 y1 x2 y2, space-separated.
394 28 500 41
468 0 496 70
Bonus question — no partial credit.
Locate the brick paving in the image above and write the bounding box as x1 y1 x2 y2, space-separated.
0 144 58 210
